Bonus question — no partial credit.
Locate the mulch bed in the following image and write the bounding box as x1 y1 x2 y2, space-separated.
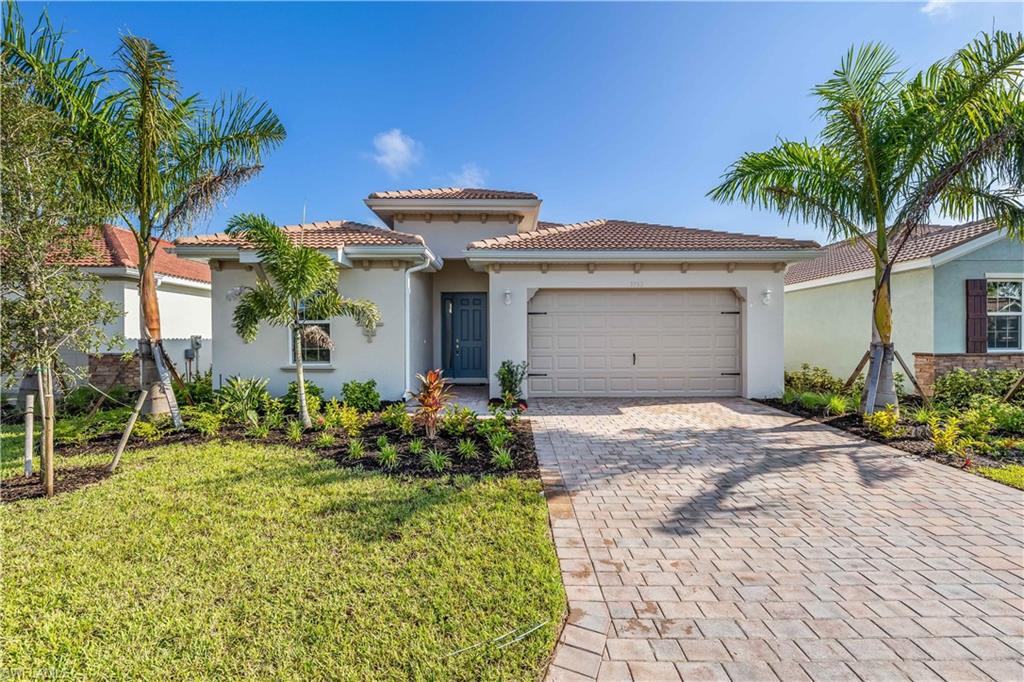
3 415 540 503
3 465 112 503
758 398 1022 471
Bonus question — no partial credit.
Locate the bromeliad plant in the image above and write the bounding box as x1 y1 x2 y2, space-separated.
414 369 453 439
710 33 1024 414
227 214 380 428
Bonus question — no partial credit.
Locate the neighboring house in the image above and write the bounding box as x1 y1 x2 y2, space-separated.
64 224 213 388
175 187 819 400
784 221 1023 394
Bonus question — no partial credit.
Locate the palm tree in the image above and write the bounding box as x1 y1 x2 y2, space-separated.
3 5 286 418
226 214 381 428
709 33 1024 414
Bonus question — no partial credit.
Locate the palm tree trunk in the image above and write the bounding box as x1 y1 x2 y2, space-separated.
861 273 899 414
138 248 171 416
293 326 311 429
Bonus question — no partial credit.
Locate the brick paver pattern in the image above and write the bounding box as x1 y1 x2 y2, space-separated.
534 399 1024 682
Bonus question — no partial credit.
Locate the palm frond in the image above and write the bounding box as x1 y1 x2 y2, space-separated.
160 162 262 236
708 140 866 242
232 281 288 342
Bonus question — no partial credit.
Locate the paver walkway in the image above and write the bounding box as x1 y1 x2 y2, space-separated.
532 398 1024 682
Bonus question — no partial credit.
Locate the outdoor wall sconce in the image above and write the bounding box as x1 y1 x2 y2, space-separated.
761 289 772 305
504 289 513 306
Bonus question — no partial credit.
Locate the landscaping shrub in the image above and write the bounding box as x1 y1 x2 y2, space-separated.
381 402 414 435
377 444 399 469
862 405 902 439
961 402 997 440
422 448 451 473
440 406 476 437
348 438 365 460
496 360 529 400
826 394 854 416
283 379 324 416
797 392 831 411
338 404 371 438
456 438 478 460
341 379 381 413
490 446 514 471
182 406 223 437
933 368 1024 409
131 419 164 443
967 395 1024 434
785 364 844 394
929 416 963 454
912 406 940 425
246 421 270 439
781 387 800 405
180 370 215 405
313 431 336 448
62 386 101 415
285 419 304 443
408 438 425 456
218 377 271 425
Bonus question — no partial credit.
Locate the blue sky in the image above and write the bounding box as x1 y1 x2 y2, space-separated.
34 1 1024 243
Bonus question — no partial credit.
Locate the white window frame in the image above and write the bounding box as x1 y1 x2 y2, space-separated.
287 303 333 366
986 278 1023 352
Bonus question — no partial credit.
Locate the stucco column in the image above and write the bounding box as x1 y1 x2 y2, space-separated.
487 274 528 399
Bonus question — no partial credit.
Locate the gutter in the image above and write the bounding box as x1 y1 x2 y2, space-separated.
403 252 443 400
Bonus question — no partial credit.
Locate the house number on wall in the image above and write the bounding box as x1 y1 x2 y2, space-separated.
629 281 645 288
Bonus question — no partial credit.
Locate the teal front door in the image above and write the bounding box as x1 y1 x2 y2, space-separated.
442 292 487 379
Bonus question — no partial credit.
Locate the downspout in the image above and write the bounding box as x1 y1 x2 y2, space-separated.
404 254 435 400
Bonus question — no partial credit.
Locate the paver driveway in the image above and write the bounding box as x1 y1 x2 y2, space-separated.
532 398 1024 682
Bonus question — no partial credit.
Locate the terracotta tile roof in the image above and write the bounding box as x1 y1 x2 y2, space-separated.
784 220 1001 286
466 219 819 252
176 220 425 249
65 224 211 283
367 187 538 201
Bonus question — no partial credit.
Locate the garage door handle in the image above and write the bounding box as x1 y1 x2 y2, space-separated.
528 372 547 377
632 353 636 366
720 372 741 376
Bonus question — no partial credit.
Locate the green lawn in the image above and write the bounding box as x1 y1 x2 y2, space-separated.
1 441 565 680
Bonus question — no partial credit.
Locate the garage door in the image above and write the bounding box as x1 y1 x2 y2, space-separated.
527 289 741 397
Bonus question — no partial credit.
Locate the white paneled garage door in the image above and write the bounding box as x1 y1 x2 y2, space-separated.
527 289 741 397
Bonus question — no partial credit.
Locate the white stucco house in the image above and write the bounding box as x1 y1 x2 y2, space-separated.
784 221 1023 394
65 224 214 387
175 188 820 401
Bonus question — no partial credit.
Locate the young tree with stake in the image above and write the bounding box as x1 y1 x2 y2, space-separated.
3 4 286 418
710 34 1024 413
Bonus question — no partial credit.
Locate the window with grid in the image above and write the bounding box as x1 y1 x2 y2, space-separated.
290 302 332 364
987 280 1022 351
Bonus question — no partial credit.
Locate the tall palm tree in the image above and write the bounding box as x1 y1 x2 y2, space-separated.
710 33 1024 414
226 214 381 428
3 4 286 418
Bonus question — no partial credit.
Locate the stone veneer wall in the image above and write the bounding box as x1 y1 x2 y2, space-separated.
913 352 1024 396
88 353 140 390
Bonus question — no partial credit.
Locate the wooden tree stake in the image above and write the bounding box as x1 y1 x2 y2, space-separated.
109 391 147 473
842 350 871 392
